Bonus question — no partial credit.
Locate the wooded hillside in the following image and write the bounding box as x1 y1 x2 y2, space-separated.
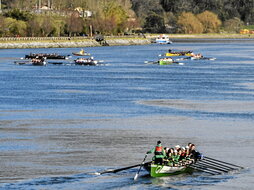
0 0 253 37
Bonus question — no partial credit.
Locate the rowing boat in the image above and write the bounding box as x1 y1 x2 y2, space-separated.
72 49 91 56
159 59 173 65
159 57 174 65
25 53 68 60
74 57 98 66
144 162 193 177
176 57 216 61
32 57 47 66
165 52 193 57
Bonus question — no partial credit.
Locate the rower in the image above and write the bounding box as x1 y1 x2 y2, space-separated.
147 141 166 165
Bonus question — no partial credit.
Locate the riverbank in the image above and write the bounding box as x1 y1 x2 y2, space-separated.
0 36 150 49
147 33 254 39
0 34 253 49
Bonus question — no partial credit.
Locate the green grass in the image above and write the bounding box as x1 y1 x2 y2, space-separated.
148 33 254 39
242 25 254 30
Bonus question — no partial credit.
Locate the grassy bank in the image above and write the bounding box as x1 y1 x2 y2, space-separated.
0 34 253 49
0 36 150 49
147 33 254 39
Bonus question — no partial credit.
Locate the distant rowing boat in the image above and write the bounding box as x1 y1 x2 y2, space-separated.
145 58 185 65
159 50 193 57
31 57 47 66
165 52 193 57
74 57 100 66
25 53 69 60
72 49 91 56
176 57 216 61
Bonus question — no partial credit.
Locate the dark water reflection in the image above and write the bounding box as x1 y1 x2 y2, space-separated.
0 41 254 189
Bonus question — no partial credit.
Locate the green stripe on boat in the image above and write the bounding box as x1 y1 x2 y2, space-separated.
144 163 193 177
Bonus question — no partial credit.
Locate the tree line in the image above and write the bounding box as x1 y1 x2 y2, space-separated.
0 0 253 37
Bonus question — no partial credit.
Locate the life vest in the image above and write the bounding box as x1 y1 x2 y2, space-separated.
155 146 163 155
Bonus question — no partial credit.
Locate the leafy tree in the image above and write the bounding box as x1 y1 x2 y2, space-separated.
131 0 164 22
66 12 85 36
90 0 128 34
223 17 244 33
102 1 127 26
160 0 194 13
53 17 67 37
3 8 32 21
90 16 116 35
40 16 57 37
0 16 6 37
164 11 177 32
2 17 27 36
196 11 222 33
143 12 166 33
177 12 203 33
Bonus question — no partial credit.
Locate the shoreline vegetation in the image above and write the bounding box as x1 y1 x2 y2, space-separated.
0 34 253 49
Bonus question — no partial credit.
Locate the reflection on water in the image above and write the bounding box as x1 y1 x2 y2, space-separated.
0 41 254 189
138 99 254 113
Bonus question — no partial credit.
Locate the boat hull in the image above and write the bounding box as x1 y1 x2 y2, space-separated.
32 61 46 66
144 163 193 177
72 52 91 56
165 53 193 57
159 60 173 65
156 39 172 44
75 60 98 66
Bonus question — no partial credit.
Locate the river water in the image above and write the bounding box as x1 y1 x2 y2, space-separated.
0 40 253 189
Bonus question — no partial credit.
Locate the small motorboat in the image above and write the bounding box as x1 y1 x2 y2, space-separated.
72 49 91 56
155 34 172 44
74 57 98 66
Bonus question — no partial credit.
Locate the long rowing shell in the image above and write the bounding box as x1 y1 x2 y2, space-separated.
165 52 193 57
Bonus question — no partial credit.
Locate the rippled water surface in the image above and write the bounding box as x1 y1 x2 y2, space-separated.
0 40 254 189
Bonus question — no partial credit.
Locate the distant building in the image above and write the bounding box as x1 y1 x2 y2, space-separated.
40 5 51 10
74 7 92 18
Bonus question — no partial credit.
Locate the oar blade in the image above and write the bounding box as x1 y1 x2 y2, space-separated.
134 154 147 181
134 173 138 180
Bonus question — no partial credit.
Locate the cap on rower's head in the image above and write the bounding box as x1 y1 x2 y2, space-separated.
175 145 180 149
157 141 161 145
181 147 186 150
186 146 189 149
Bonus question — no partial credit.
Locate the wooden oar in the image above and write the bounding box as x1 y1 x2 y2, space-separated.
134 154 148 180
188 165 220 175
174 61 185 65
144 61 157 64
94 164 141 175
200 159 236 171
193 162 229 173
204 156 244 169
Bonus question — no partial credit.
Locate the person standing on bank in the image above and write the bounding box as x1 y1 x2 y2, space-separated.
147 141 166 165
